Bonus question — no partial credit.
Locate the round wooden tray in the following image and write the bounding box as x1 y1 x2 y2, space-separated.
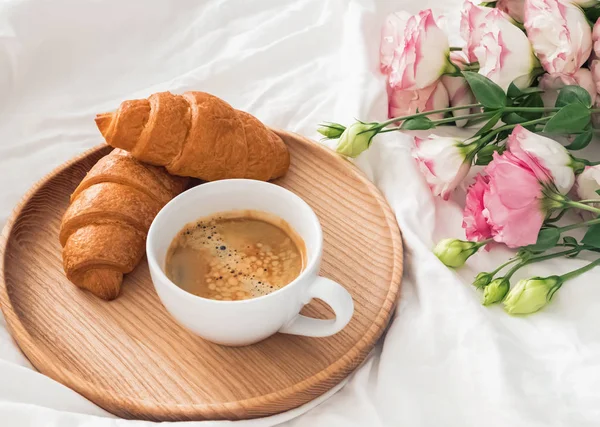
0 129 403 421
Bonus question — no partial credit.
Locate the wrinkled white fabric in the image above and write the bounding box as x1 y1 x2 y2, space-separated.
1 0 600 426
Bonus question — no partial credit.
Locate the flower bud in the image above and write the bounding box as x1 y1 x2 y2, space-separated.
503 275 563 315
472 272 494 289
317 123 346 139
482 278 510 305
335 122 378 158
412 136 474 200
433 238 480 268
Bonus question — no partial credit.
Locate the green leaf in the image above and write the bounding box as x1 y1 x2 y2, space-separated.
543 104 591 134
585 5 600 22
596 189 600 196
496 129 513 142
555 85 592 108
518 93 544 121
473 111 502 138
474 155 493 166
526 228 561 252
502 112 528 125
507 82 522 99
507 82 544 99
462 71 507 109
582 224 600 249
475 144 505 166
563 236 578 246
564 130 593 150
400 116 435 130
477 143 503 157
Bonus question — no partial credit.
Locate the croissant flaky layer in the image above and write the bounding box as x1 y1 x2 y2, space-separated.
95 91 290 181
60 149 188 300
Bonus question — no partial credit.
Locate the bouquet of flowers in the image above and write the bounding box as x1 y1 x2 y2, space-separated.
318 0 600 315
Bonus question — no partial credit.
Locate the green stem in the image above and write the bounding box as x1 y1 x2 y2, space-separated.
546 209 567 223
506 248 580 279
560 258 600 282
462 64 480 72
503 106 560 113
431 112 492 125
557 217 600 233
564 201 600 216
574 199 600 205
379 112 493 133
475 239 493 249
478 116 551 146
491 257 520 276
449 47 463 52
377 103 481 128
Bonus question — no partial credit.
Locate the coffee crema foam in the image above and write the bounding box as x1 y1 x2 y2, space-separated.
165 210 306 301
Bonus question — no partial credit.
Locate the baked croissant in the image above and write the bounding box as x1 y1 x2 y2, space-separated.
94 91 290 181
60 149 188 300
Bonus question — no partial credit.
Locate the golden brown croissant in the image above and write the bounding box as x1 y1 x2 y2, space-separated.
60 149 188 300
94 91 290 181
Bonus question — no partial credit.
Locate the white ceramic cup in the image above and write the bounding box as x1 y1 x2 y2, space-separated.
146 179 354 346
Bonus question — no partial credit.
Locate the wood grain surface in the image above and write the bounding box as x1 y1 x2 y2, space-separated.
0 129 403 421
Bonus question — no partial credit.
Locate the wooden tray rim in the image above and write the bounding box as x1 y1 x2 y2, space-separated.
0 129 403 419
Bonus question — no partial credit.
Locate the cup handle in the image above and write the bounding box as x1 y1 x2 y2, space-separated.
279 277 354 337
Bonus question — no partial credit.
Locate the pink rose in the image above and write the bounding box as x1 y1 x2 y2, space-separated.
497 0 525 23
461 3 539 90
524 0 592 75
413 136 474 200
388 80 449 121
380 11 411 74
389 10 454 90
462 125 569 248
463 174 493 241
539 69 597 107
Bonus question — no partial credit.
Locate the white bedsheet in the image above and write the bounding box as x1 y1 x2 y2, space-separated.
2 0 600 426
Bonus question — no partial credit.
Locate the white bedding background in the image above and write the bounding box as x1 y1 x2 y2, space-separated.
2 0 600 426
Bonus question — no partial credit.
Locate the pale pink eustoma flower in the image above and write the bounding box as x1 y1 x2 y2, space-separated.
507 125 575 194
412 135 473 200
483 150 549 248
497 0 525 22
380 11 411 74
591 59 600 96
461 2 539 90
524 0 592 75
388 80 449 121
576 165 600 202
441 75 475 127
449 50 470 70
462 125 569 248
463 174 493 241
593 19 600 58
539 69 597 107
388 9 453 90
460 1 489 63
